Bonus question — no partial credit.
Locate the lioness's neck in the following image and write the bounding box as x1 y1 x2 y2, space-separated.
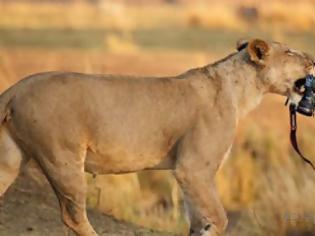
206 51 266 117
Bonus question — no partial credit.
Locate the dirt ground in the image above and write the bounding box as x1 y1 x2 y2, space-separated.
0 168 175 236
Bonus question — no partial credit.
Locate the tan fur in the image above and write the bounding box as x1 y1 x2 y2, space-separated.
0 39 313 236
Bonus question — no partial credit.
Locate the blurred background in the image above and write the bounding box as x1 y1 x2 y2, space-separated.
1 0 315 235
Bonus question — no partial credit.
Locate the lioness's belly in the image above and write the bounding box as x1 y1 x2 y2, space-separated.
84 142 176 174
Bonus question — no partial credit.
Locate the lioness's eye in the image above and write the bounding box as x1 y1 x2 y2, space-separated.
285 49 295 56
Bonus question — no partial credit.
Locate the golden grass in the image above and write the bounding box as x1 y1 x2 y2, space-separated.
0 2 180 31
184 3 246 30
259 1 315 31
104 33 140 53
1 1 315 32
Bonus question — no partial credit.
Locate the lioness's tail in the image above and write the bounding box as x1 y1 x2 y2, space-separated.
0 85 24 198
0 86 15 123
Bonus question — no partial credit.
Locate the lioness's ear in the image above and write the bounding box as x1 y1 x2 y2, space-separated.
236 39 248 51
247 39 270 66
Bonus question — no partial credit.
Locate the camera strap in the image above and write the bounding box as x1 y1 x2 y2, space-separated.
289 104 315 170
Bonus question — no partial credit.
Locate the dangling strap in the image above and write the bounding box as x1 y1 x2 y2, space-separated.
289 104 315 170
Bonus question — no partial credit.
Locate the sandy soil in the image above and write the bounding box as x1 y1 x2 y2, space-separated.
0 169 174 236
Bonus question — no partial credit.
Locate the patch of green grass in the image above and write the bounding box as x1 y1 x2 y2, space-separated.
0 28 107 49
0 27 259 52
1 27 315 55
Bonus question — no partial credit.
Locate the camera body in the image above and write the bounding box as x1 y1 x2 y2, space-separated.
296 74 315 116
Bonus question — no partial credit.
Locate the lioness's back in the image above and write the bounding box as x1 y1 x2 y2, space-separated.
5 72 203 153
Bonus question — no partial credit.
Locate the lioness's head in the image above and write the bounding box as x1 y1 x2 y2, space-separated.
237 38 315 102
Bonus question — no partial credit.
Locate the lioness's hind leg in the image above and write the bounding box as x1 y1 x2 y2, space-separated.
36 148 98 236
0 128 23 197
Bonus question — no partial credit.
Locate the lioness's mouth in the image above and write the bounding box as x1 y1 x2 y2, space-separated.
293 78 306 95
287 78 306 106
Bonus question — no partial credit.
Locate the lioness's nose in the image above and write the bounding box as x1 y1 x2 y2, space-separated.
310 62 315 75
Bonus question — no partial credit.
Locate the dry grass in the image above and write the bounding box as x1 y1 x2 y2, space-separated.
0 2 182 31
217 96 315 235
259 1 315 32
184 4 246 30
1 1 315 32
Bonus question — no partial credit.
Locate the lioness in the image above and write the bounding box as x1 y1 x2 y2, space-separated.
0 39 313 236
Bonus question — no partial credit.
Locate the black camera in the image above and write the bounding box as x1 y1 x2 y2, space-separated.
296 74 315 116
288 74 315 171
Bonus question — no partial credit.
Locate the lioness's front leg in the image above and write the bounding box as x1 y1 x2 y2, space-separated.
174 116 235 236
175 170 227 236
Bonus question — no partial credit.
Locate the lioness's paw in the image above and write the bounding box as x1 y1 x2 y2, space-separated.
190 224 219 236
200 224 216 236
